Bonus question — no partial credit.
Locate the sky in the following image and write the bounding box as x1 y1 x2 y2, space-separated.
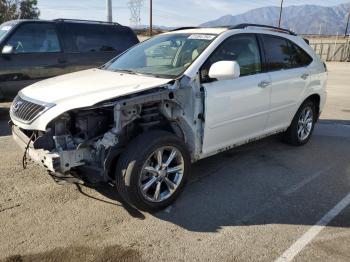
38 0 350 27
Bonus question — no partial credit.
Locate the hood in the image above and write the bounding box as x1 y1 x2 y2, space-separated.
15 69 172 131
21 68 172 105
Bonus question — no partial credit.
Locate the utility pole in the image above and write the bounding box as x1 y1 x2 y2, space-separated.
278 0 284 28
319 24 322 36
107 0 113 22
345 11 350 37
149 0 153 36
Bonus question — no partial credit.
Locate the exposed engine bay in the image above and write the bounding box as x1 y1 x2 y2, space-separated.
16 77 204 181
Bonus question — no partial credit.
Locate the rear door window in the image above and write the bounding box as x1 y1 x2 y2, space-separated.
6 23 61 53
261 35 293 71
60 23 138 53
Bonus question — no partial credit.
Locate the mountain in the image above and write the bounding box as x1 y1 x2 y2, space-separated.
133 25 175 31
200 2 350 35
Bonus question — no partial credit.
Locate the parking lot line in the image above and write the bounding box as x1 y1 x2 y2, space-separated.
275 192 350 262
283 166 334 196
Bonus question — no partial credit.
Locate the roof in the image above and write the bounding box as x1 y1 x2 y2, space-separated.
168 24 297 37
5 19 121 26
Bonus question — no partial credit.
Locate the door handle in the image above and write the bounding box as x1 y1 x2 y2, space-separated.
301 73 309 80
258 80 271 88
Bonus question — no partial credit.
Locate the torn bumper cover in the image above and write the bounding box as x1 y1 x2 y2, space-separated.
12 125 89 173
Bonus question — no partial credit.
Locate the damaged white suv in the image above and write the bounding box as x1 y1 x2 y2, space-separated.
10 24 327 211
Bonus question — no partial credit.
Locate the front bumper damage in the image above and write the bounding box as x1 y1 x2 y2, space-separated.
12 125 90 173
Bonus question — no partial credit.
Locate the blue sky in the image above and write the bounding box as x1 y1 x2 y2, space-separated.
38 0 350 27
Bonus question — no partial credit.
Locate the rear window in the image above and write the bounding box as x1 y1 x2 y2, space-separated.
59 23 139 53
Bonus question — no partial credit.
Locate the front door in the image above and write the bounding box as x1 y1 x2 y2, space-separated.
0 22 66 100
201 34 271 155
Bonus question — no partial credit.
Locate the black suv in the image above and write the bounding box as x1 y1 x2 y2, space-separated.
0 19 139 101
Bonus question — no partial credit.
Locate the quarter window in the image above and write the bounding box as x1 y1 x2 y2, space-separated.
6 23 61 53
289 42 313 67
202 34 262 80
261 35 293 71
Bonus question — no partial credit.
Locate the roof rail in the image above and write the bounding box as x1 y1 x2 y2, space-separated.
171 26 199 31
53 18 120 26
230 23 297 36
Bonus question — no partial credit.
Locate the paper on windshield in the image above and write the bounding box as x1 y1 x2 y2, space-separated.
188 34 215 40
1 26 12 31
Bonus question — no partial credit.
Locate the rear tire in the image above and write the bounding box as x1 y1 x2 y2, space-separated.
115 130 191 212
282 100 316 146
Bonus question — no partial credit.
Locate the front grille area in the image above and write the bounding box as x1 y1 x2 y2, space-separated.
10 95 49 123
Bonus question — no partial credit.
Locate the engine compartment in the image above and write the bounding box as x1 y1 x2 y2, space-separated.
32 108 114 152
14 80 203 179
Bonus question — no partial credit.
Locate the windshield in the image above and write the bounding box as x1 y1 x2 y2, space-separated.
105 33 216 78
0 22 15 41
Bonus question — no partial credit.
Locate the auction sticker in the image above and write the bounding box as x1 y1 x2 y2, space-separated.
1 26 12 31
188 34 216 40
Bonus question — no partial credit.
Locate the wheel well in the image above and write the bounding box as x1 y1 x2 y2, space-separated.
305 94 320 120
128 102 184 141
106 104 185 180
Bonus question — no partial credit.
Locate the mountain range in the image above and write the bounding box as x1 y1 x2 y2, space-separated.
200 2 350 35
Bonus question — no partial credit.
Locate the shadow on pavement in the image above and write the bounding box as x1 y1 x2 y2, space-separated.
85 182 146 220
2 107 350 232
49 170 146 220
319 119 350 125
149 121 350 232
3 244 142 262
43 120 350 232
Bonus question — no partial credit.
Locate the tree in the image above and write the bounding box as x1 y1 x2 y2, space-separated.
19 0 40 19
0 0 40 24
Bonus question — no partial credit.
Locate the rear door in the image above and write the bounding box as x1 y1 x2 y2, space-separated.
0 22 65 100
259 34 312 131
57 23 139 73
201 34 271 155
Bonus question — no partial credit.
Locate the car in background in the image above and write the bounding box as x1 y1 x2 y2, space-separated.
0 19 139 101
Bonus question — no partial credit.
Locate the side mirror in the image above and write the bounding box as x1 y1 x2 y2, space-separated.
2 45 14 55
208 61 240 81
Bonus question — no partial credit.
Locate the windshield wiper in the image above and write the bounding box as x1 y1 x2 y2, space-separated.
113 69 138 75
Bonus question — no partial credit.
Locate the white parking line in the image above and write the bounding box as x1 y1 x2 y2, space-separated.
275 192 350 262
283 166 334 196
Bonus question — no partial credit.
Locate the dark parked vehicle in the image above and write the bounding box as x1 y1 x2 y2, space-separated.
0 19 139 101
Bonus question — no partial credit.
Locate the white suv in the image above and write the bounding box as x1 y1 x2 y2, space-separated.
10 24 327 211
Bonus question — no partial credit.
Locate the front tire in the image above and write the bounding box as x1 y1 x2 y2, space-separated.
283 100 316 146
115 130 191 212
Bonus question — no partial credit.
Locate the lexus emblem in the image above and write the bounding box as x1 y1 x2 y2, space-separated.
12 101 23 112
